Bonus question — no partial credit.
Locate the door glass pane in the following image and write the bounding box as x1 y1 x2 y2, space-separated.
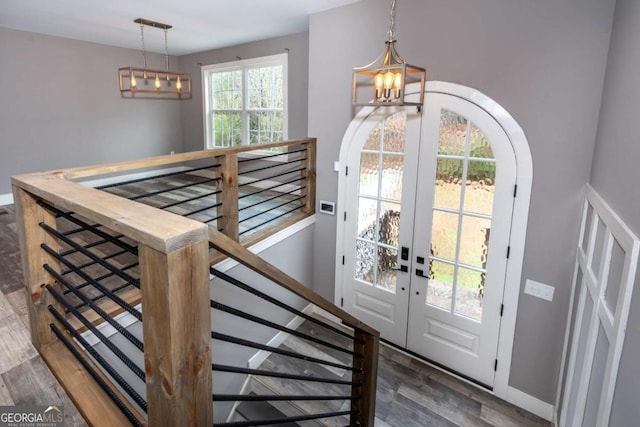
454 267 483 321
377 247 398 292
469 123 494 158
379 202 401 247
434 158 463 210
383 112 407 153
438 110 468 155
363 123 381 150
359 153 379 197
381 154 404 201
354 112 407 294
430 210 459 262
459 216 491 268
357 198 377 239
464 170 495 216
355 240 376 284
427 260 453 310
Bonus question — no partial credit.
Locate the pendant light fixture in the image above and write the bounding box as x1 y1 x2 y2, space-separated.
118 18 192 99
352 0 425 107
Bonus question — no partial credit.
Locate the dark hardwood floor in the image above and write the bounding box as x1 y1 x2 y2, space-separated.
1 203 552 426
252 319 552 427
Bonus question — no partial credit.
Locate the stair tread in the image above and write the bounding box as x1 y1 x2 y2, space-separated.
236 392 301 427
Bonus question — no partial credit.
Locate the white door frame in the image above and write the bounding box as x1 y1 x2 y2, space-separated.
334 81 533 400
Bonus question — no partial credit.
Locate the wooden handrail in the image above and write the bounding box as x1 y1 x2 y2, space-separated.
19 138 316 181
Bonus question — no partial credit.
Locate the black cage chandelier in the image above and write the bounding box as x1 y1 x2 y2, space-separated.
118 18 192 99
352 0 425 107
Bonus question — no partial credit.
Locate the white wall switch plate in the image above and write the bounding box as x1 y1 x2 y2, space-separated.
524 279 555 302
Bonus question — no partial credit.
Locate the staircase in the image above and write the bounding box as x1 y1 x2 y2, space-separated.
11 138 380 426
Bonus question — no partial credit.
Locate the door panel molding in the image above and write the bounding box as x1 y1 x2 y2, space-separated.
335 81 533 401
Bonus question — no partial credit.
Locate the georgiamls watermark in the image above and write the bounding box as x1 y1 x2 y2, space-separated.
0 406 64 427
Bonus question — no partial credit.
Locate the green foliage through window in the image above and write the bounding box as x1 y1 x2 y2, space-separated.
204 54 287 148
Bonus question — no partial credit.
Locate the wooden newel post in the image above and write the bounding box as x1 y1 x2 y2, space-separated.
351 328 379 427
140 232 213 426
12 185 64 350
216 153 239 241
302 139 317 215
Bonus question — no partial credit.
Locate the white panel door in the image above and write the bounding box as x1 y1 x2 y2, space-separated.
406 93 516 387
341 107 422 346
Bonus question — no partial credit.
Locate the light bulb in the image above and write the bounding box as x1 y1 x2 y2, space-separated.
176 76 182 92
154 73 161 89
394 72 402 98
383 71 394 90
374 73 384 99
130 73 137 88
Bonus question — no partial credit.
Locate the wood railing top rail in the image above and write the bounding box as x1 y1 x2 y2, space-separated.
22 138 316 181
10 138 315 252
11 174 208 254
208 228 379 337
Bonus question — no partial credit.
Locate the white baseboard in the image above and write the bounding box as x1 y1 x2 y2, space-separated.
247 303 313 370
225 374 253 423
0 193 14 206
312 305 348 328
0 166 188 206
506 386 554 421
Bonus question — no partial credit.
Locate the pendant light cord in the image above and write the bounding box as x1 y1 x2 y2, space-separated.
164 28 169 73
139 23 147 69
387 0 397 42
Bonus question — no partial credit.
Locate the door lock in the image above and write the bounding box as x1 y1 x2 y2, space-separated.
393 265 408 273
401 246 410 261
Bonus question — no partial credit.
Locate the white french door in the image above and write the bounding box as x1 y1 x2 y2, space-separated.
339 90 517 387
341 106 422 346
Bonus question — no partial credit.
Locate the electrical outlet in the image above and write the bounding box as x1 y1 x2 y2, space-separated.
524 279 555 302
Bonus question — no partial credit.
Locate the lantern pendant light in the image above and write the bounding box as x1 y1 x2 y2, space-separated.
118 18 192 99
352 0 425 107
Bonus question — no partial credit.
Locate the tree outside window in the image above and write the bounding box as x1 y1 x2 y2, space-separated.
203 54 287 149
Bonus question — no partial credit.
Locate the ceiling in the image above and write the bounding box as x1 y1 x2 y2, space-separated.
0 0 361 56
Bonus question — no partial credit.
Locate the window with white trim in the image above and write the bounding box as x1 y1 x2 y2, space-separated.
202 53 288 148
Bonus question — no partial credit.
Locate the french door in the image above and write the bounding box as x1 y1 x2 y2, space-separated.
340 91 517 387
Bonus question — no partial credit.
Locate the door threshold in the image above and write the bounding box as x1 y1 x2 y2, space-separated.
380 338 494 392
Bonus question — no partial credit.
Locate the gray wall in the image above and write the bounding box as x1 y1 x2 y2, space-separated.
0 28 184 194
308 0 615 404
587 0 640 424
178 32 309 153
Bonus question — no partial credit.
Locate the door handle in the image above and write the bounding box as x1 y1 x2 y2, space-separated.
416 269 429 278
393 265 408 273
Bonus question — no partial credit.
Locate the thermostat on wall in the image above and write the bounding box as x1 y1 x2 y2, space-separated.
319 201 336 215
